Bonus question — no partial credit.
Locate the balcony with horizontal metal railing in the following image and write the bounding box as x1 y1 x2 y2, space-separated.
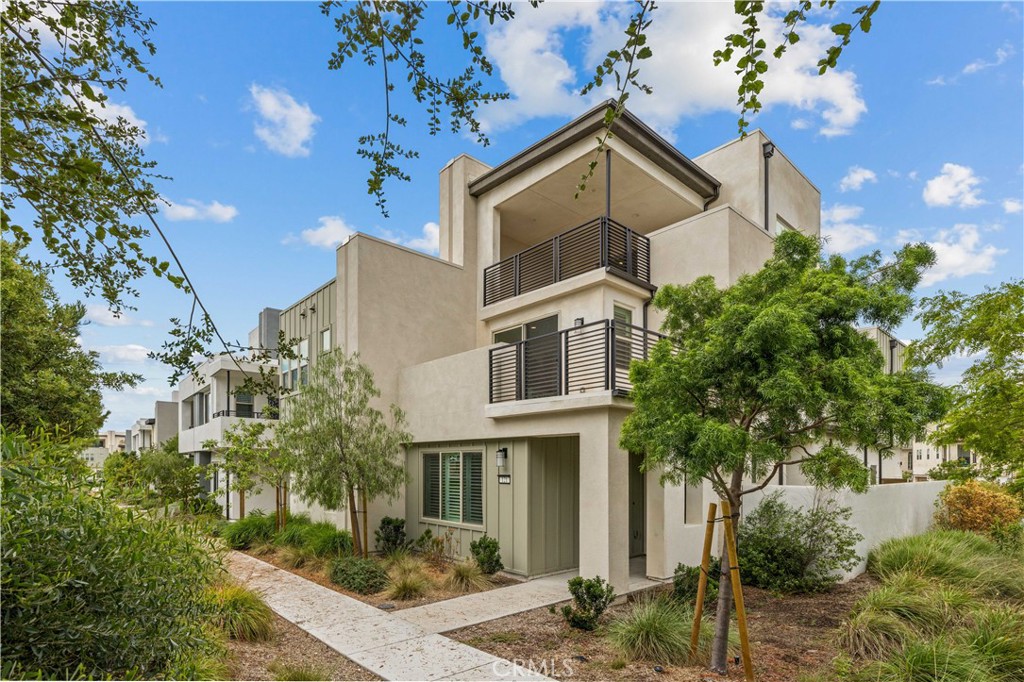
483 216 652 307
488 319 665 403
210 409 278 420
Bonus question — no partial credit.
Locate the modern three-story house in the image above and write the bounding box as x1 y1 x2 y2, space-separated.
251 101 825 591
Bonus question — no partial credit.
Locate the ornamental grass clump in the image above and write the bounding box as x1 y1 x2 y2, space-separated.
207 583 275 642
855 639 992 682
607 596 690 664
222 511 277 549
957 606 1024 680
443 559 491 593
868 530 1024 602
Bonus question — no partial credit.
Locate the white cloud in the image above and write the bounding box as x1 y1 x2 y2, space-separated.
477 3 867 138
1002 198 1023 214
963 43 1014 74
790 118 811 130
85 305 154 328
839 166 877 192
163 198 239 223
821 203 878 254
921 224 1006 286
249 84 320 157
923 163 985 208
404 222 440 254
894 228 923 243
91 344 153 364
290 215 357 249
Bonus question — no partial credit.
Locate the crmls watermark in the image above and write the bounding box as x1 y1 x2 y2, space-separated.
492 658 577 677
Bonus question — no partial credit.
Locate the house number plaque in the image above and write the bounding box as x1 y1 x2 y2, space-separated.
497 474 511 484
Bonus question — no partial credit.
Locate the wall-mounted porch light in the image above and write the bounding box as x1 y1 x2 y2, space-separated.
495 447 508 469
574 317 585 327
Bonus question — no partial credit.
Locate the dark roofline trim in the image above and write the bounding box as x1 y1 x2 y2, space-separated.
467 99 721 199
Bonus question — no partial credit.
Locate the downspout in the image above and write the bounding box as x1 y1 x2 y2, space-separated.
762 141 776 232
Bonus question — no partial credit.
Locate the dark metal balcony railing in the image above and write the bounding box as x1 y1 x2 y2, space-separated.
211 409 278 420
488 319 665 403
483 216 651 306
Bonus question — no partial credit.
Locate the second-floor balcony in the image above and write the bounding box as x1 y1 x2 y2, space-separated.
488 319 664 403
483 217 651 307
211 409 278 420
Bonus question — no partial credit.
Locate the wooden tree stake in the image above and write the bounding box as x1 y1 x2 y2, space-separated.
690 502 718 660
721 498 754 681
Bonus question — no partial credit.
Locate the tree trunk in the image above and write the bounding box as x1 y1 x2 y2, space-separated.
361 488 369 559
347 485 362 557
709 476 744 673
239 489 246 520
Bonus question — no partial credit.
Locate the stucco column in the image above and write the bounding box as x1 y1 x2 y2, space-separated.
578 411 630 593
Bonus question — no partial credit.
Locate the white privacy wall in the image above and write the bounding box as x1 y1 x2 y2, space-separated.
742 481 948 579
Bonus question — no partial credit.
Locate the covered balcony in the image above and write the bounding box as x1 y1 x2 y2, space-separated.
483 217 651 306
488 319 664 403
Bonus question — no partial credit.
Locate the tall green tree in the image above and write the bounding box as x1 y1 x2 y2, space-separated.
620 230 947 672
205 420 292 528
138 436 206 515
909 280 1023 488
278 351 410 557
0 240 139 438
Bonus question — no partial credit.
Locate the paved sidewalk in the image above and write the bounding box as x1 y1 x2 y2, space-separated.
401 564 660 634
227 552 549 681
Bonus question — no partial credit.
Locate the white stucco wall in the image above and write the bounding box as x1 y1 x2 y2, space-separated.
742 481 947 579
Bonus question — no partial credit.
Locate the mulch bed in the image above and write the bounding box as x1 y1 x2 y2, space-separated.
243 549 519 611
447 575 878 681
226 612 380 681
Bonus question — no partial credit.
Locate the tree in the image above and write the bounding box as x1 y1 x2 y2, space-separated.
278 351 410 557
620 230 948 672
205 420 292 529
138 436 206 515
0 240 139 438
909 280 1023 487
320 0 882 214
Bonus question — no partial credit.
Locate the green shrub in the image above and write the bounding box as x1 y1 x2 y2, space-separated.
223 511 277 549
329 556 389 594
207 583 275 642
607 596 690 664
469 534 504 575
375 516 411 555
738 492 862 594
868 530 1024 601
672 557 720 607
855 639 992 682
1 432 222 679
561 575 615 631
444 559 491 593
957 606 1024 679
267 660 329 681
302 522 354 558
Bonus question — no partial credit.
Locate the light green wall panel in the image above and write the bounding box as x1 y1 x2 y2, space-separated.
527 436 580 575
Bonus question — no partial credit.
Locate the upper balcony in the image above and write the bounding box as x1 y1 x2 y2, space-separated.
483 217 651 306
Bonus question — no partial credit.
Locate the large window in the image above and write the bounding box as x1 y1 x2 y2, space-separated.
235 392 253 418
422 451 483 525
281 339 310 390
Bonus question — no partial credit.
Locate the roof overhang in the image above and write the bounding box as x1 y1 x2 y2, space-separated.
468 100 721 200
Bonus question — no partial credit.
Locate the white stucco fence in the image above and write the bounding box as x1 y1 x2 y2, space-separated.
743 481 948 579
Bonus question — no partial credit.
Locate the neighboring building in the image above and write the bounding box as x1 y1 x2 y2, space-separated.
906 422 977 482
177 349 279 520
81 429 126 470
126 397 179 452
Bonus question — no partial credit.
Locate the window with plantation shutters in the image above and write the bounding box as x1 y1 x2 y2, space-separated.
423 453 440 519
462 452 483 524
421 451 483 525
442 452 461 522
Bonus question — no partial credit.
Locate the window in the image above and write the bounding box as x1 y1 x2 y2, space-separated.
235 392 253 418
776 215 794 236
422 451 483 525
613 305 634 371
321 328 331 352
282 340 310 390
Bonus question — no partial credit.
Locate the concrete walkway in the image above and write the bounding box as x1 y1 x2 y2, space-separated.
227 552 549 681
401 559 661 634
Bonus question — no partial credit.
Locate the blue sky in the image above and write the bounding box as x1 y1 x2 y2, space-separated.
30 2 1022 431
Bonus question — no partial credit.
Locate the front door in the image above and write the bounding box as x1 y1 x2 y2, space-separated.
629 452 646 557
